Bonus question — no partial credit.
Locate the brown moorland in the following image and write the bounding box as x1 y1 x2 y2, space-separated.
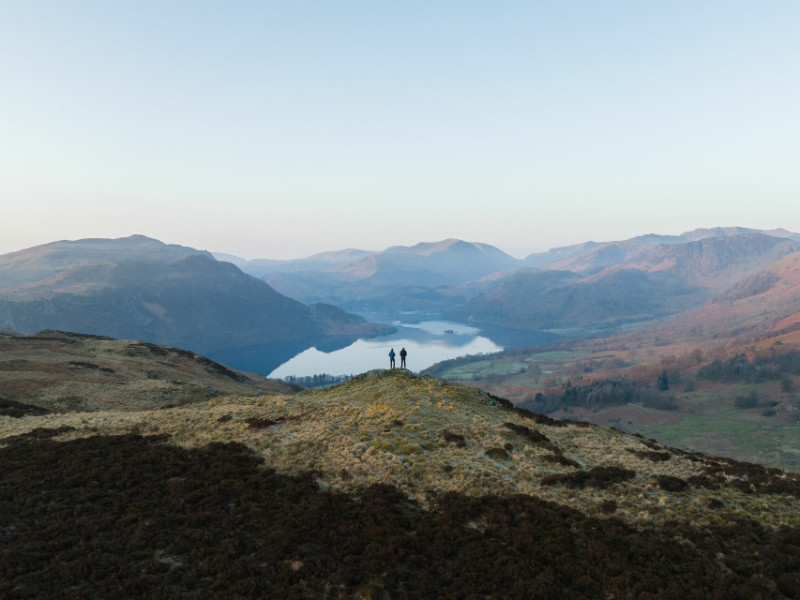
2 366 800 598
0 329 298 414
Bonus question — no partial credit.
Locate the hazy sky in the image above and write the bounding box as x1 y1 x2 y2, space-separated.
2 1 798 259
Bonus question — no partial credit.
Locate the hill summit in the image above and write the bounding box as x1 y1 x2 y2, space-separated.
2 367 800 597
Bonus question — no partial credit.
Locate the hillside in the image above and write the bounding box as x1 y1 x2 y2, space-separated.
427 250 800 472
262 238 520 311
0 237 391 358
451 267 704 333
454 234 800 334
543 235 683 273
0 329 297 414
215 248 373 278
530 227 800 274
0 235 210 289
644 249 800 345
1 368 799 597
621 233 800 291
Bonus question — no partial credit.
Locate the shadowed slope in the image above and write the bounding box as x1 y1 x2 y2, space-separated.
1 369 799 598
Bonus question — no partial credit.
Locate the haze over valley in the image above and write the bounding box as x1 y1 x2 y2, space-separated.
4 226 800 477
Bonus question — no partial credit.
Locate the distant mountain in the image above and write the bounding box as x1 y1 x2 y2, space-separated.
450 268 702 332
262 239 521 311
680 226 800 242
523 228 800 274
542 236 681 273
333 239 520 286
215 248 373 278
523 235 685 272
620 232 800 291
640 249 800 345
0 237 390 356
522 241 601 268
0 234 209 289
452 233 800 334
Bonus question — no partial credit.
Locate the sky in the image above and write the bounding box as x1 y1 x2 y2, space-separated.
1 1 799 260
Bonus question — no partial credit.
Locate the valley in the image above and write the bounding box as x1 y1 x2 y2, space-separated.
4 227 800 472
3 228 800 597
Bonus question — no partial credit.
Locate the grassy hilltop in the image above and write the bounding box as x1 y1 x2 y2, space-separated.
2 361 800 598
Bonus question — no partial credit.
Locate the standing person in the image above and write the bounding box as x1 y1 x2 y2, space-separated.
389 348 396 369
400 347 407 369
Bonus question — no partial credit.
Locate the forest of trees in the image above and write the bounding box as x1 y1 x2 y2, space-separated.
517 378 678 414
697 348 800 383
282 374 353 388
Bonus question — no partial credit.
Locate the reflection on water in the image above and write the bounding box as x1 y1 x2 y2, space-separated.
206 318 559 379
269 320 501 379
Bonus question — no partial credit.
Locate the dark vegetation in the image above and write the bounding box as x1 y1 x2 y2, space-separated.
634 436 800 498
541 466 637 489
517 379 679 414
69 361 116 373
697 349 800 383
441 430 466 447
626 448 672 462
503 421 562 454
244 417 280 429
2 433 800 599
283 373 353 388
484 447 511 460
0 397 50 418
542 453 581 468
656 475 689 492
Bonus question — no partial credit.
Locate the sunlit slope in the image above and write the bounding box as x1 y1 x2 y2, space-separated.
646 250 800 345
4 369 798 531
0 329 297 413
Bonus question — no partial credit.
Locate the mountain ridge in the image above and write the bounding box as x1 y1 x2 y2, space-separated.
0 237 391 358
454 233 800 334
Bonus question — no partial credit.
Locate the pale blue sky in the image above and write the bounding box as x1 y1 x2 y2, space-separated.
1 1 798 259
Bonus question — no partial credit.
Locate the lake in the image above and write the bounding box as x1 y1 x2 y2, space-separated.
269 319 499 378
205 317 559 379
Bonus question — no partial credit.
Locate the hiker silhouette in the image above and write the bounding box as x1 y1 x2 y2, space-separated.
400 347 407 369
389 348 396 369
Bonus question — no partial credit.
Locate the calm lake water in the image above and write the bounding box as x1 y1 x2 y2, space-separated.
268 319 501 379
206 316 559 379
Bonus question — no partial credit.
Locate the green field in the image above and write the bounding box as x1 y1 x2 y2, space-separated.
437 359 528 380
527 351 587 362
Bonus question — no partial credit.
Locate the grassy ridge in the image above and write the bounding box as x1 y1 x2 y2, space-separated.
2 432 799 599
2 369 800 598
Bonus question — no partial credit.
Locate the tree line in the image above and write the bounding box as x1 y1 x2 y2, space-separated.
282 374 353 388
517 378 678 414
697 348 800 384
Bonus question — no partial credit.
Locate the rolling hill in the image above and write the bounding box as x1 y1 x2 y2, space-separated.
0 329 297 414
1 367 799 598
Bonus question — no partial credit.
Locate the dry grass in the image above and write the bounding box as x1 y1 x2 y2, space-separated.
3 368 799 531
0 330 296 412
